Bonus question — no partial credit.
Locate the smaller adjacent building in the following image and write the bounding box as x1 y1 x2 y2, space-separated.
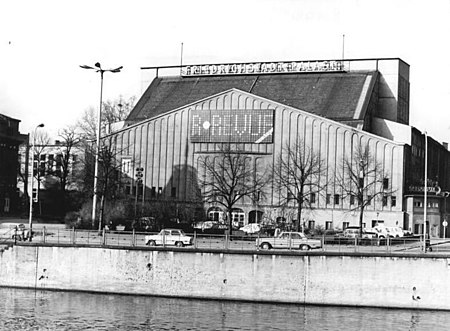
17 139 85 216
0 114 27 214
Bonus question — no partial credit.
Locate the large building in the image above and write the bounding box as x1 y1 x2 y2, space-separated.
0 114 27 214
105 58 450 237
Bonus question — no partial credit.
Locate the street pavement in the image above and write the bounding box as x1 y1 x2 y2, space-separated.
2 217 450 254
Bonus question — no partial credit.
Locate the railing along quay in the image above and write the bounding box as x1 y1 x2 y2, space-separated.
2 227 449 254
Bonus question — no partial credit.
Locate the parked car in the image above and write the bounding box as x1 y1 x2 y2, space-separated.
343 227 377 239
372 226 389 239
385 226 404 238
240 223 261 234
145 229 193 247
256 231 322 250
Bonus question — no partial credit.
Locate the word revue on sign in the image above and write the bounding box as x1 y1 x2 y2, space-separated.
190 109 274 143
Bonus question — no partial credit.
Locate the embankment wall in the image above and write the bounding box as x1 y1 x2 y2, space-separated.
1 245 449 310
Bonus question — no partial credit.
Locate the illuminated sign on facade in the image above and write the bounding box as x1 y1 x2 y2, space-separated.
190 109 274 143
182 60 344 77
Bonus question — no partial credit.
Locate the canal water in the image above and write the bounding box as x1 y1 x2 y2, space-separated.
0 288 449 330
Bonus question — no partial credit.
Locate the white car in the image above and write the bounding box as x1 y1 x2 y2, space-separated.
256 231 322 250
372 226 389 239
145 229 193 247
240 223 261 234
343 227 378 239
385 226 404 238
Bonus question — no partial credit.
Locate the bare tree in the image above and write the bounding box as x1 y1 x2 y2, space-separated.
31 130 51 214
336 142 394 236
96 140 132 230
76 95 135 228
197 145 269 235
77 95 136 140
45 126 82 213
272 141 327 231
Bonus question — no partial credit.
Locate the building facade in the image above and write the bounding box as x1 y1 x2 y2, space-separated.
0 114 27 214
105 58 450 237
17 140 85 216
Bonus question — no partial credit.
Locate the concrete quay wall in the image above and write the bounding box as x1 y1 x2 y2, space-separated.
1 245 449 310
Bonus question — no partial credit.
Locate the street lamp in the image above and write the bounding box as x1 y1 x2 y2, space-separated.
28 123 45 241
80 62 122 230
423 131 428 252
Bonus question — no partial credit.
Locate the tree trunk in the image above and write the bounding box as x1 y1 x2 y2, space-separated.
359 205 364 237
297 203 302 232
99 194 105 233
228 210 233 237
297 192 303 232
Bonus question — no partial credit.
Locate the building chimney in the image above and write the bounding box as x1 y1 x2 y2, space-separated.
443 142 448 150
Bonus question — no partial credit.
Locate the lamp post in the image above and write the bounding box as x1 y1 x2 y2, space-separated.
28 123 45 241
423 131 428 252
80 62 122 230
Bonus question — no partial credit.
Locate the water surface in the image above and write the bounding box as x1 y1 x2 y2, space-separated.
0 288 448 330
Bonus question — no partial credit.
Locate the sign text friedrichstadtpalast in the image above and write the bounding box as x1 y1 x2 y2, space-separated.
182 60 344 77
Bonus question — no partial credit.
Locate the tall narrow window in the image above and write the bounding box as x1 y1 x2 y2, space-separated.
383 178 389 190
39 154 46 176
391 196 397 207
254 190 261 202
326 194 331 205
334 194 340 205
350 195 355 205
310 193 316 204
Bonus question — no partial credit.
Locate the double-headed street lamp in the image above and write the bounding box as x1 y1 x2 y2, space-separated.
80 62 122 230
28 123 45 241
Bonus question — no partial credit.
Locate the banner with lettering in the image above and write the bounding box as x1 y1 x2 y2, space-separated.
190 109 274 143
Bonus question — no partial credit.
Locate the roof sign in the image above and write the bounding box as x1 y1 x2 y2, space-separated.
182 60 344 77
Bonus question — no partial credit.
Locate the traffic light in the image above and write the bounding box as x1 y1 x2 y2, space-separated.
135 167 144 184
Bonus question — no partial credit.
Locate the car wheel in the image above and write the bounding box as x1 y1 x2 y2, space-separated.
300 244 311 251
261 242 271 250
147 240 156 246
175 241 184 247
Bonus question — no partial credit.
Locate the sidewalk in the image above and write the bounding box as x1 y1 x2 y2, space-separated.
0 216 66 229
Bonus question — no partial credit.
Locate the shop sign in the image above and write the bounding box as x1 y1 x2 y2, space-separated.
182 60 344 77
408 185 441 194
190 109 274 143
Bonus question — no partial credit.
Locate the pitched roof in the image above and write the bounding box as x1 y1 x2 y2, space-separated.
126 71 378 125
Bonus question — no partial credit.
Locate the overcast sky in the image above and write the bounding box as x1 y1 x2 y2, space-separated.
1 0 450 143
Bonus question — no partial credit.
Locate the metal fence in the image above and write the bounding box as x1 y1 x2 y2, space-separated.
0 226 446 253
